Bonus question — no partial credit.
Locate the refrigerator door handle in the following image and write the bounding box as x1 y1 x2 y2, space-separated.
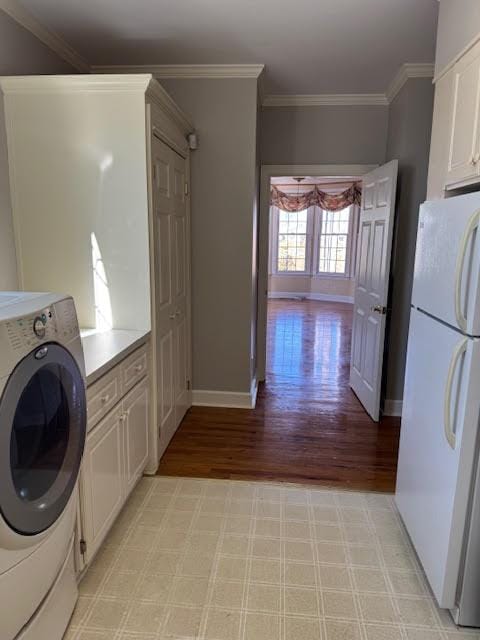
455 209 480 331
444 337 468 449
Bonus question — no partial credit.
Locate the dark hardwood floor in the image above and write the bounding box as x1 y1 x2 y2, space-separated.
157 299 401 492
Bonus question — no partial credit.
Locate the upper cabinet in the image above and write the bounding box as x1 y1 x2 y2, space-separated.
427 39 480 197
447 41 480 187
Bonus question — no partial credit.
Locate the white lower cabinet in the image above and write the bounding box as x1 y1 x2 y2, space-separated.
78 345 150 567
80 408 124 565
123 378 149 496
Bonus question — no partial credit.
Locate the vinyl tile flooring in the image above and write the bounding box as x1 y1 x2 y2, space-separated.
65 476 479 640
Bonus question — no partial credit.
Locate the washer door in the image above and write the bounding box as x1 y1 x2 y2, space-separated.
0 343 86 535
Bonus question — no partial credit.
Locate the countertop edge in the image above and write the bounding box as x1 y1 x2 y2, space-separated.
82 330 151 387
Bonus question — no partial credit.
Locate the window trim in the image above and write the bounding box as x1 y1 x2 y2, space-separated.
270 204 357 278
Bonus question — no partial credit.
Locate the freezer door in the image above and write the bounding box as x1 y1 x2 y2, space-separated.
395 308 480 608
412 192 480 336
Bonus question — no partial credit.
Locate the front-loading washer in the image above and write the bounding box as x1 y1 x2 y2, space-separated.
0 292 87 640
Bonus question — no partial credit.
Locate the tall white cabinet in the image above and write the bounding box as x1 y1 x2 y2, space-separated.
0 74 194 468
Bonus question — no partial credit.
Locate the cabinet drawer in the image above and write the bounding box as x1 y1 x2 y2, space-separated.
87 367 122 431
121 345 148 393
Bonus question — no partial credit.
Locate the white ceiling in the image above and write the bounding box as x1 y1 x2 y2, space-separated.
16 0 439 95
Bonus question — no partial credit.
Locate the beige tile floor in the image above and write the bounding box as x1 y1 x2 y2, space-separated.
65 477 480 640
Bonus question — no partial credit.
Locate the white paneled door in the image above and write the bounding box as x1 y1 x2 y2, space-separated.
349 160 398 421
151 135 191 454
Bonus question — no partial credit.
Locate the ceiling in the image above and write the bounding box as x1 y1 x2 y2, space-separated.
17 0 439 95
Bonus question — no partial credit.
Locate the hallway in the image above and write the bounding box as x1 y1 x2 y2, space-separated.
157 300 400 492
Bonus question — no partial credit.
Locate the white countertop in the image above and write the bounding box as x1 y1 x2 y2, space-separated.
80 328 150 386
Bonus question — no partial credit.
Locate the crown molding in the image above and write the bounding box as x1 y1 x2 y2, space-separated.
0 73 154 94
262 94 389 107
91 64 265 79
263 63 434 108
386 63 435 103
0 0 89 72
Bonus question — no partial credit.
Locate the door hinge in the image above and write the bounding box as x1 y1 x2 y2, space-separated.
79 538 87 555
184 182 189 196
187 379 191 390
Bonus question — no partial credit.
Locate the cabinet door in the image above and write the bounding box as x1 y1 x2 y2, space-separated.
151 135 192 459
123 378 149 496
171 150 190 427
427 68 455 199
151 136 177 453
447 42 480 187
79 407 124 564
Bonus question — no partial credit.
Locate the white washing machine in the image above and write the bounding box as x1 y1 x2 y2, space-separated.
0 292 87 640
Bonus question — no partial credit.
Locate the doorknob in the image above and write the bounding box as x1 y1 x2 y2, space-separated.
371 305 387 315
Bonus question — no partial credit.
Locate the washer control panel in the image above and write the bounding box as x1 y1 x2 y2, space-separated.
5 306 58 352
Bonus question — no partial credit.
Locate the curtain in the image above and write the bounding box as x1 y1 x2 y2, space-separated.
270 183 361 212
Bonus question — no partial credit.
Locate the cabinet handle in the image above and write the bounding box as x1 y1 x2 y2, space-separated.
100 394 110 404
175 310 182 316
169 313 175 319
134 364 143 372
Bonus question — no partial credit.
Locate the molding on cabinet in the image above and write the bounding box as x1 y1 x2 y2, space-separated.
434 32 480 85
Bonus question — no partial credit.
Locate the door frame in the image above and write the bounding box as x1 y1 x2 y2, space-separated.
257 164 377 382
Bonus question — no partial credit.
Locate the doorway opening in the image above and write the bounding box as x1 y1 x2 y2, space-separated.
264 173 363 416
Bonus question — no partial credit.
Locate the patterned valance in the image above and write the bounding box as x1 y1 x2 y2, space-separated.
270 183 362 213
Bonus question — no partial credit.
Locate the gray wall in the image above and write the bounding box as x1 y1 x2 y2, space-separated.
161 78 259 393
260 105 389 166
384 78 434 402
435 0 480 76
0 10 74 291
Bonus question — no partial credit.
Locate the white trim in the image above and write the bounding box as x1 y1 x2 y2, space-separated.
386 63 435 103
91 64 265 79
383 399 403 417
263 63 435 108
268 291 353 304
263 94 388 107
192 386 257 409
0 0 89 72
0 73 153 94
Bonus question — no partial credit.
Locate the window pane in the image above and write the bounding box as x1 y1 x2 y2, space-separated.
276 209 308 272
317 207 351 275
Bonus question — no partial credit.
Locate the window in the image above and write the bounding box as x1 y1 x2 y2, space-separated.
270 205 355 277
318 207 350 275
277 209 308 272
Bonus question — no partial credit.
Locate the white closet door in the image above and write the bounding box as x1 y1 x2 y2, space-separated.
151 135 191 455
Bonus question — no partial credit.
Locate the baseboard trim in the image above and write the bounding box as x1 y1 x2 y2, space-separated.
268 291 354 304
193 384 258 409
383 399 403 417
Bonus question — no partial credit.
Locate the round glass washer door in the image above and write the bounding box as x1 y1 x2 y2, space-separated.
0 343 86 536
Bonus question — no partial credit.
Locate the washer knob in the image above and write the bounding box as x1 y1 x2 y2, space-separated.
33 316 46 338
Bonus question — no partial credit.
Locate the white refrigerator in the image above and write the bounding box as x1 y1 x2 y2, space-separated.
396 191 480 627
